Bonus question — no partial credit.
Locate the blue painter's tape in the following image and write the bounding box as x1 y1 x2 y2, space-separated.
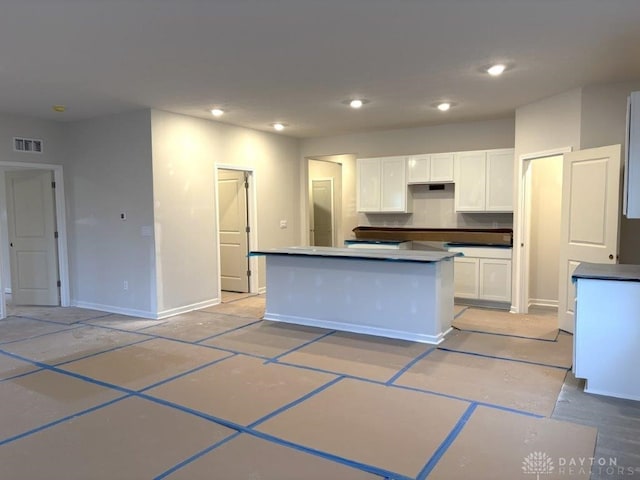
451 326 560 343
248 376 343 429
0 367 44 384
154 431 241 480
53 337 154 367
139 353 237 393
437 346 569 370
0 324 85 346
453 306 469 319
264 329 337 364
416 402 478 479
9 314 77 327
0 394 130 446
194 318 263 343
385 347 436 385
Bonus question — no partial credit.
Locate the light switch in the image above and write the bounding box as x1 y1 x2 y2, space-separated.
280 220 287 229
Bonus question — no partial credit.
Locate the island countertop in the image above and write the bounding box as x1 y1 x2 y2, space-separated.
250 246 459 263
572 262 640 282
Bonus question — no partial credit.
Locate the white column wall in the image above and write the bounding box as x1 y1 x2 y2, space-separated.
65 110 157 316
150 110 301 314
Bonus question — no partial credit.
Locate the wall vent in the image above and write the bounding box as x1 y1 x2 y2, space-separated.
13 137 43 153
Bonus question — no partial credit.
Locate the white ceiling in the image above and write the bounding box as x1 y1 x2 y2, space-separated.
2 0 640 138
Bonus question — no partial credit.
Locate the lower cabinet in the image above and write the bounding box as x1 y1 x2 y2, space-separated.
449 246 512 305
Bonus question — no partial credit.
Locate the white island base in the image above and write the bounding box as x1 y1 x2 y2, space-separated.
253 247 458 344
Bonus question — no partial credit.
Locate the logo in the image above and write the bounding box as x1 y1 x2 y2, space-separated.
523 451 555 479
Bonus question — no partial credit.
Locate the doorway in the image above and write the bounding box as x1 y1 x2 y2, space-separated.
311 178 334 247
307 157 343 247
0 161 70 319
524 155 563 311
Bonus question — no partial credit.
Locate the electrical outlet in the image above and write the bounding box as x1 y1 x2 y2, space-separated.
123 280 128 291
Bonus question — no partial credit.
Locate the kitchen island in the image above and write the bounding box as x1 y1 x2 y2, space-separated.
250 246 459 344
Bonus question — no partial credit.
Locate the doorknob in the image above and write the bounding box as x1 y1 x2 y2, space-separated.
609 254 614 260
10 242 13 247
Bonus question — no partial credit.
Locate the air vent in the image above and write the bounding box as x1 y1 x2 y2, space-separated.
13 137 43 153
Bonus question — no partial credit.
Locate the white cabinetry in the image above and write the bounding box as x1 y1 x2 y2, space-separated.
454 149 514 212
407 153 454 184
449 246 512 305
357 156 411 213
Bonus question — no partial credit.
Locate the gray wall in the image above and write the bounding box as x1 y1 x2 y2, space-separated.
151 110 301 312
580 81 640 264
65 110 157 316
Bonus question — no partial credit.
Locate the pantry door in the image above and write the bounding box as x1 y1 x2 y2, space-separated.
558 145 621 333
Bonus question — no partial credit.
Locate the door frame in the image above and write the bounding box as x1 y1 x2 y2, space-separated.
310 177 335 247
0 162 70 318
214 164 259 295
513 146 572 315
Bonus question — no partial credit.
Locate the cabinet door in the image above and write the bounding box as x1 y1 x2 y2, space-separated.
381 156 409 212
407 155 430 184
455 151 486 211
430 152 454 183
486 149 514 212
357 157 381 212
453 257 480 298
479 259 512 302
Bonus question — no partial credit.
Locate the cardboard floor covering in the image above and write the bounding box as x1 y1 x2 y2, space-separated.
453 307 559 340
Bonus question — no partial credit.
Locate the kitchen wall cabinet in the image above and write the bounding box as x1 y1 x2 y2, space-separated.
357 156 412 213
449 246 512 305
407 153 454 184
454 148 514 212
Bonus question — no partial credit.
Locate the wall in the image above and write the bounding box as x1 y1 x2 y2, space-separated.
65 110 157 317
308 159 342 246
300 117 515 232
528 156 563 307
512 88 582 311
0 113 67 296
151 110 301 313
580 81 640 264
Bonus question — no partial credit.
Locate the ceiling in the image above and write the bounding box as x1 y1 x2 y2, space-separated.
2 0 640 138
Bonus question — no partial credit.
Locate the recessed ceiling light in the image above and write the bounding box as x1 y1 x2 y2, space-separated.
210 108 225 117
272 123 286 131
437 102 451 111
487 64 506 76
342 98 370 108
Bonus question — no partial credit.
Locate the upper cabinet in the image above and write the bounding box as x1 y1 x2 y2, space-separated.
357 156 412 213
454 148 514 212
407 153 454 184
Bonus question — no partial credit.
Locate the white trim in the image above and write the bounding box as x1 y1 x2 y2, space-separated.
528 298 559 309
258 286 266 295
74 297 221 320
310 177 336 247
72 300 157 319
513 147 572 314
215 164 259 295
264 312 451 345
0 161 71 319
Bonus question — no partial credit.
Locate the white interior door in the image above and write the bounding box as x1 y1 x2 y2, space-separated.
311 179 334 247
218 169 250 293
558 145 621 333
5 169 59 305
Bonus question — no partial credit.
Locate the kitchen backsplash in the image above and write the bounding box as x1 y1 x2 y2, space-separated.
359 184 513 229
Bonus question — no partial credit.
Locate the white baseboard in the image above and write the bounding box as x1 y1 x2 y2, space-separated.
263 312 450 345
528 298 559 309
156 298 220 319
72 301 157 319
73 297 221 320
258 287 266 295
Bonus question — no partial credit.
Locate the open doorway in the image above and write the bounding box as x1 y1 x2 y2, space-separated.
523 155 563 311
307 157 343 247
215 165 258 299
0 161 70 319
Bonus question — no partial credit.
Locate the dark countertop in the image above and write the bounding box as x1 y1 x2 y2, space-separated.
250 246 460 263
572 262 640 282
344 239 411 245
